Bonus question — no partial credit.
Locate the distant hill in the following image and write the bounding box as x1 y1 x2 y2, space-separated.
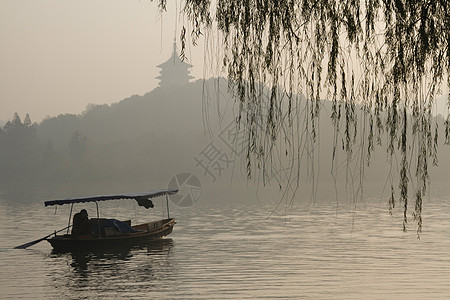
31 78 232 181
1 71 450 198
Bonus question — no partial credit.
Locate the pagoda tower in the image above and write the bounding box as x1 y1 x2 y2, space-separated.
156 42 194 88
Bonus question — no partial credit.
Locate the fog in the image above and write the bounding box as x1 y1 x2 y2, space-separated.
0 0 205 123
1 1 450 208
2 44 450 198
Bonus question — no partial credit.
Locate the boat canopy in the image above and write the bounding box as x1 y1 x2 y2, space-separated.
44 189 178 209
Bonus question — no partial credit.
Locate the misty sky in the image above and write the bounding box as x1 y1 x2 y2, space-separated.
1 1 448 124
0 0 205 123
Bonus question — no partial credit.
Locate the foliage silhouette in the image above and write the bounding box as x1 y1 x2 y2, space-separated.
162 0 450 232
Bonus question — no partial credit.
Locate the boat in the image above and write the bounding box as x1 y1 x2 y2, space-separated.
15 189 178 251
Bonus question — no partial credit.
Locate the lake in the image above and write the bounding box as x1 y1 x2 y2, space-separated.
1 180 450 299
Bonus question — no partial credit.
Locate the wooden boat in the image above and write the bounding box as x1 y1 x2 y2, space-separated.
31 189 178 251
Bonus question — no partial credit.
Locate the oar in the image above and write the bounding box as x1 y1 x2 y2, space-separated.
14 225 72 249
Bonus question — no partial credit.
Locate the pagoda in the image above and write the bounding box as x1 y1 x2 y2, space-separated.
156 42 194 88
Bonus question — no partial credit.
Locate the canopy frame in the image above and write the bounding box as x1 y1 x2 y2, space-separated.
45 189 178 207
47 189 178 237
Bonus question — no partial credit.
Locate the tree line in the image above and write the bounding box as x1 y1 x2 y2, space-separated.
0 80 209 181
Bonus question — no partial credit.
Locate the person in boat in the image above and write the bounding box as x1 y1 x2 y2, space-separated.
72 209 91 235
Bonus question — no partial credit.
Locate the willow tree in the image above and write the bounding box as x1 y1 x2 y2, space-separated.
158 0 449 232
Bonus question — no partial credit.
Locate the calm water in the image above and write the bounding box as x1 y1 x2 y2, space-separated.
1 181 450 299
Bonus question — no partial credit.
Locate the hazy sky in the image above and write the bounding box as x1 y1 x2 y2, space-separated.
0 0 205 123
1 1 448 124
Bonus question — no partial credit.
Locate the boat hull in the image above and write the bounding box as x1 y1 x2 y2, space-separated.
47 218 175 251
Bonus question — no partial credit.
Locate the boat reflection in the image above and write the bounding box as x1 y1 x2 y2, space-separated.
51 238 174 269
46 239 176 298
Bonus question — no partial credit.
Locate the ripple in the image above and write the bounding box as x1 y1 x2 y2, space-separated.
2 187 450 299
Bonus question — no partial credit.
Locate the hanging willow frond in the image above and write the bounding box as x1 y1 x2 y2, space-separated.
155 0 449 233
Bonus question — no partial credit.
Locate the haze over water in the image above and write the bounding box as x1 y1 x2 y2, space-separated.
1 180 450 299
2 3 450 298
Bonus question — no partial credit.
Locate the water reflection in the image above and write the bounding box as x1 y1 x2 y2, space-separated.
46 239 175 299
4 181 450 299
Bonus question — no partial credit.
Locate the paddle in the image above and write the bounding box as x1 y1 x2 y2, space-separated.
14 225 72 249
